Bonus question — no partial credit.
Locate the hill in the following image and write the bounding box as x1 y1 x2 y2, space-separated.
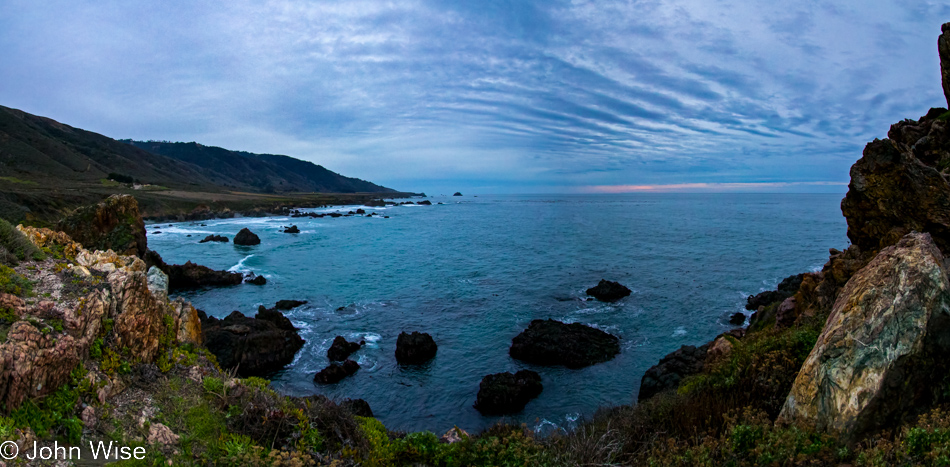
124 140 395 194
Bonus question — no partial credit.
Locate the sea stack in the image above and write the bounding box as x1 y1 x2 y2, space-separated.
234 228 261 245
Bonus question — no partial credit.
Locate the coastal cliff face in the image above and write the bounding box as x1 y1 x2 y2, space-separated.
778 232 950 440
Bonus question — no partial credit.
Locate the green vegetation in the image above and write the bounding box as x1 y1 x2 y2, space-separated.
0 217 45 266
0 264 32 296
0 176 37 185
10 364 94 444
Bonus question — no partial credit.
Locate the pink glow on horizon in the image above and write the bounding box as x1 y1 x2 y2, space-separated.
585 181 848 193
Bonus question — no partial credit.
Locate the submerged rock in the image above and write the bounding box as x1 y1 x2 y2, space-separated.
395 331 438 364
201 309 305 377
779 232 950 441
233 228 261 246
199 235 228 243
57 194 147 257
474 370 543 415
328 336 363 361
509 319 619 369
313 359 360 384
586 279 631 302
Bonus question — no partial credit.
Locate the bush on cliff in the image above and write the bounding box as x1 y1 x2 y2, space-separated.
0 217 44 266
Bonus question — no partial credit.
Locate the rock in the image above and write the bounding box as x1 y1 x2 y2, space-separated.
147 423 180 446
57 194 147 258
418 200 432 205
233 228 261 246
275 300 307 310
246 274 266 285
81 405 97 428
840 105 950 253
170 298 203 346
510 319 619 369
441 427 469 444
474 370 543 415
199 235 229 243
313 359 359 384
585 279 632 302
941 22 950 108
728 312 746 326
395 331 438 364
745 273 805 310
327 336 363 361
201 310 305 377
146 266 169 302
340 398 373 417
255 305 296 331
355 209 366 214
144 250 243 291
778 232 950 441
639 343 709 401
283 225 300 234
453 192 463 196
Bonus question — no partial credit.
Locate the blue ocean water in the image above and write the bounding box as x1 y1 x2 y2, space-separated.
146 193 848 434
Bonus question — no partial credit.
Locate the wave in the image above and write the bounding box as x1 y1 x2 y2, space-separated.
228 254 255 273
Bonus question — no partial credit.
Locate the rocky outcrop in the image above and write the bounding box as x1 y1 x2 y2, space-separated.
395 332 438 364
509 319 619 369
639 343 709 402
745 273 804 310
340 398 374 417
840 107 950 253
201 309 304 377
313 360 359 384
143 250 243 291
255 305 296 331
57 194 147 258
233 228 261 246
778 232 950 441
941 23 950 108
275 300 307 310
199 235 228 243
474 370 543 415
283 225 300 234
328 336 363 361
586 279 631 302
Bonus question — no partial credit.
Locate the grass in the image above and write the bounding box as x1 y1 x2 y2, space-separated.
0 176 37 185
0 217 45 266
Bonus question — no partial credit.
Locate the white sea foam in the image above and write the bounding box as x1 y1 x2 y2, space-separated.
672 326 687 337
228 255 255 273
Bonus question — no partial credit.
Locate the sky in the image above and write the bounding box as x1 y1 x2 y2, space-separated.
1 1 949 195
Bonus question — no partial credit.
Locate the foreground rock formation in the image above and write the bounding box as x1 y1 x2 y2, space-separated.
57 194 147 258
510 319 619 368
474 370 543 415
200 308 305 377
778 232 950 440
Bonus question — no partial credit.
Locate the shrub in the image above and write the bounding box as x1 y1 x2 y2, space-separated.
0 265 32 296
0 218 44 266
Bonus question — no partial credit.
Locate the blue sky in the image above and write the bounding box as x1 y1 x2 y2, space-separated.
1 1 948 194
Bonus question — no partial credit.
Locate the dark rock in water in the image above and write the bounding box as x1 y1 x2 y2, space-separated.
340 398 374 417
283 225 300 234
314 359 360 384
328 212 343 218
328 336 363 361
586 279 631 302
418 200 432 205
366 199 386 207
247 274 267 285
233 228 261 245
474 370 543 415
199 234 229 243
186 234 192 237
509 319 619 369
152 231 161 234
355 209 366 214
639 343 710 402
201 310 305 377
144 250 243 291
729 312 746 326
453 192 463 196
745 273 804 310
275 299 307 310
395 331 438 364
58 194 147 258
256 305 296 331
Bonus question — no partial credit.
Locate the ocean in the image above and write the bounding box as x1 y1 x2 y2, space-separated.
145 193 848 434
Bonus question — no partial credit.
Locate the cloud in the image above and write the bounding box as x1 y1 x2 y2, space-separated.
0 0 945 193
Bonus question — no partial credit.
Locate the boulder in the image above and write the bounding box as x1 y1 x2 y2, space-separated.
728 312 746 326
745 273 805 310
585 279 631 302
275 300 307 310
201 310 305 377
453 192 463 196
327 336 363 361
199 235 228 243
283 225 300 234
233 228 261 246
418 200 432 205
313 359 360 384
509 319 619 369
246 274 266 285
340 398 373 417
255 305 296 331
395 331 438 364
639 343 709 401
474 370 543 415
57 194 147 258
778 232 950 441
146 266 169 303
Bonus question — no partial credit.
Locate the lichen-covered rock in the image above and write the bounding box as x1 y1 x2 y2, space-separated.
15 226 82 260
510 319 619 369
57 194 147 258
109 267 166 362
147 266 168 302
171 298 203 346
778 232 950 440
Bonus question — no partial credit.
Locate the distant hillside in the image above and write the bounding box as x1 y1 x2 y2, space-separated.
125 140 396 194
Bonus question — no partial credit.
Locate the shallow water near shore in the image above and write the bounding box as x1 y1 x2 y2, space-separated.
146 193 848 434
